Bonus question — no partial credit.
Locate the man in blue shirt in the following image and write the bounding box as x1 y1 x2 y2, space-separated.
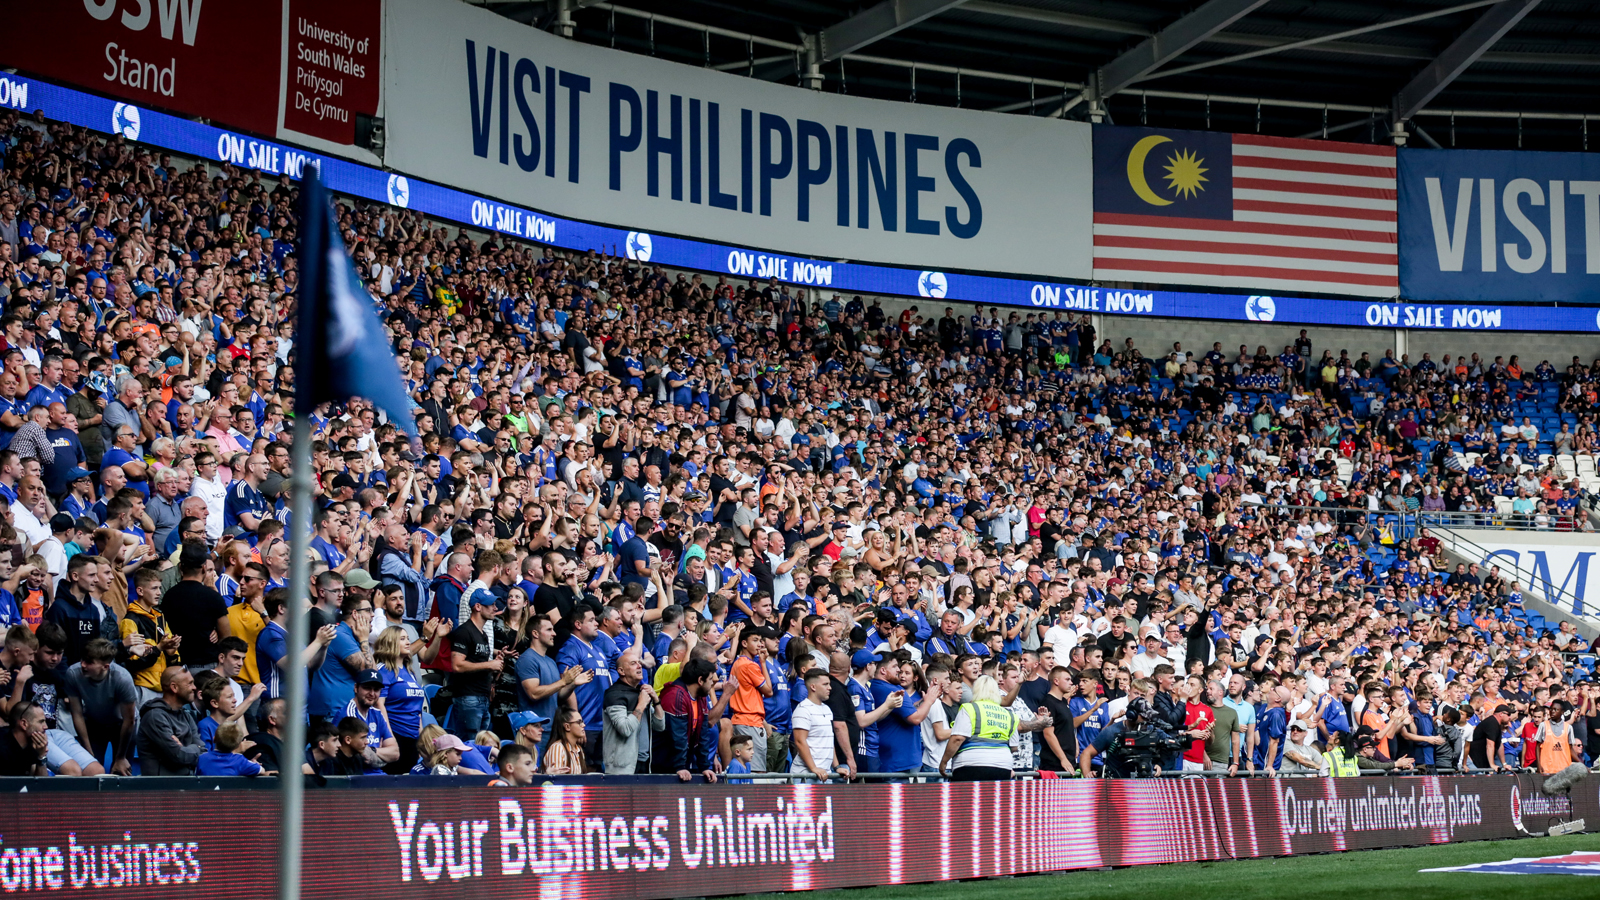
340 669 398 772
871 653 935 777
515 617 583 752
1253 686 1290 773
555 604 614 768
223 453 273 536
308 595 373 727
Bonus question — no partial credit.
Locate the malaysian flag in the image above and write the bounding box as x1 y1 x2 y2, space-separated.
1092 126 1397 298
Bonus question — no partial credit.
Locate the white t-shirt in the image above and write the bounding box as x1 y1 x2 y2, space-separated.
921 701 950 771
790 699 836 773
1042 624 1077 653
950 704 1015 770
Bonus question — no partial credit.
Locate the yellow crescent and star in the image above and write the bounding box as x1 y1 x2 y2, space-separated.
1126 134 1209 206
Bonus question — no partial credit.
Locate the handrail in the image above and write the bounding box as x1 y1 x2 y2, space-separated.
1429 525 1595 624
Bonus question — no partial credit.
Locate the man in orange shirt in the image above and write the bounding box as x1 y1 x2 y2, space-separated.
728 625 773 772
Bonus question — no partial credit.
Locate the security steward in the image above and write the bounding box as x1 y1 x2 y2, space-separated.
1321 730 1361 776
939 676 1020 782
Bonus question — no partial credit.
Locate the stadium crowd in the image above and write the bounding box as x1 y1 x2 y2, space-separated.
0 110 1597 785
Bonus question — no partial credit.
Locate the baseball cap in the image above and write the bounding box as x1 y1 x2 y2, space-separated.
851 648 888 669
432 734 471 753
65 466 91 483
1495 704 1514 715
343 569 379 591
355 669 384 686
509 711 550 731
330 473 360 493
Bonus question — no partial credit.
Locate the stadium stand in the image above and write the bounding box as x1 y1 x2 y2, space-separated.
0 106 1597 788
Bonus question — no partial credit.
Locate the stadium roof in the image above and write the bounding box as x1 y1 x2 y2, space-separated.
481 0 1600 151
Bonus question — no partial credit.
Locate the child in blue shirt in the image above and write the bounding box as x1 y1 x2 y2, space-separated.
726 733 755 784
198 722 266 777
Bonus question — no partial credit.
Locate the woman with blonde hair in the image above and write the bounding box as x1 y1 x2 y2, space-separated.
939 675 1033 782
373 625 426 775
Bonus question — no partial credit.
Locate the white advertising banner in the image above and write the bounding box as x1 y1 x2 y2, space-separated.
383 0 1092 278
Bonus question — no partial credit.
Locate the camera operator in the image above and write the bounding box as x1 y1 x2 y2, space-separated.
1150 665 1188 770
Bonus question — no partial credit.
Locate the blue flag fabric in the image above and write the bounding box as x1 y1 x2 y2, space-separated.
295 170 417 438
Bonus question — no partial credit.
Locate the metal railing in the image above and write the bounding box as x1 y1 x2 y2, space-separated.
1430 525 1598 627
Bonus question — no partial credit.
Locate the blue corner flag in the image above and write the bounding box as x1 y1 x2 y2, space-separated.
294 169 417 438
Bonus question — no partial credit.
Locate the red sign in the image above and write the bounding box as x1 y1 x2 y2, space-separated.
0 0 282 137
282 0 382 144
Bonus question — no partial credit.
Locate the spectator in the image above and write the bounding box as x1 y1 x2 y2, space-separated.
308 593 374 727
198 721 266 777
341 668 399 772
135 666 202 776
541 708 590 775
555 604 613 766
0 702 50 777
447 589 503 739
601 649 661 773
63 638 137 775
161 544 230 669
489 743 537 787
790 667 842 782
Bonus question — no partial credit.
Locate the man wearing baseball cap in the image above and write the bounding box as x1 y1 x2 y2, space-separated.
341 668 398 772
448 589 505 740
1468 704 1513 772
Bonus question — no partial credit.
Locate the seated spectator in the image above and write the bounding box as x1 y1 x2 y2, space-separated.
135 667 202 776
198 721 267 777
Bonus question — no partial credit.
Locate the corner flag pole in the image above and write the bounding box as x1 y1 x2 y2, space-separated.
280 413 313 898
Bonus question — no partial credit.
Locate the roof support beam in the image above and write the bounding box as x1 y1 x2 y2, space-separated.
1391 0 1544 123
817 0 970 62
1134 0 1501 83
1088 0 1272 104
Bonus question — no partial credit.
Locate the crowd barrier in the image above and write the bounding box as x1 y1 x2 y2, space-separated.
0 773 1591 897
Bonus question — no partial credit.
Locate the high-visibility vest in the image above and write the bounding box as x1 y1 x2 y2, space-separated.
958 700 1017 751
1322 748 1359 777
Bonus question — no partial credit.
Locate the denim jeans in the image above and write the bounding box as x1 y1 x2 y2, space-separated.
451 693 491 739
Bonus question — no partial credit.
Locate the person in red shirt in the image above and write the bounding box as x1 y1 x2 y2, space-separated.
1520 706 1543 768
1181 674 1216 772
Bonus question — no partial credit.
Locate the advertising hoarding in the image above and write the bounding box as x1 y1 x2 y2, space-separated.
1399 147 1600 303
0 774 1586 897
380 0 1092 281
0 0 381 153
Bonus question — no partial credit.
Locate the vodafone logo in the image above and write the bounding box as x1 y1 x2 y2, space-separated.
1509 783 1523 832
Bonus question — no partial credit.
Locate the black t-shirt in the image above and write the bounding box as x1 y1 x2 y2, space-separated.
1038 521 1065 557
245 731 283 774
163 580 229 666
1468 714 1504 768
1039 693 1079 771
449 620 495 697
0 730 43 776
825 676 859 765
534 583 578 651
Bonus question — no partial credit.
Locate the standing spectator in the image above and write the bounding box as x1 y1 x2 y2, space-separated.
657 657 730 781
308 594 374 728
556 604 614 766
135 666 202 776
64 638 137 775
42 554 105 665
791 666 846 781
1470 704 1512 772
515 615 587 743
728 625 772 772
1037 666 1079 775
373 625 427 775
602 649 662 773
447 589 504 739
161 544 231 670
